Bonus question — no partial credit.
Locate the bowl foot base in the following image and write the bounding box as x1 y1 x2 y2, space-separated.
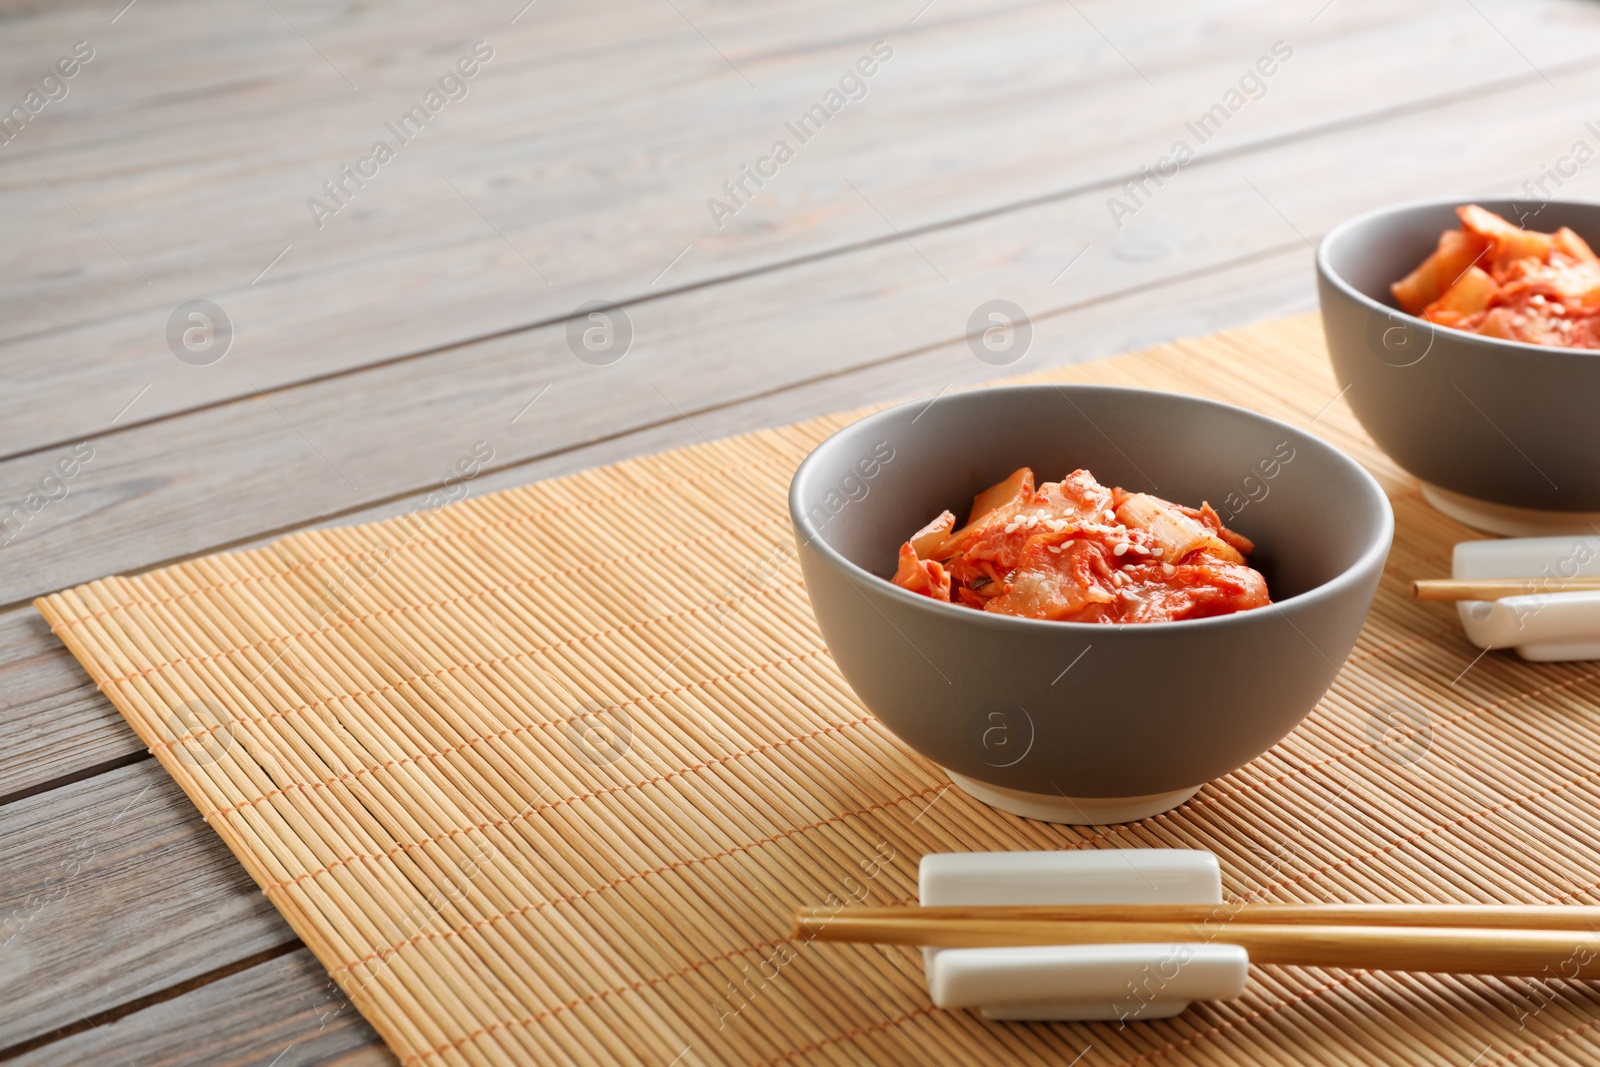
945 772 1201 825
1420 482 1600 538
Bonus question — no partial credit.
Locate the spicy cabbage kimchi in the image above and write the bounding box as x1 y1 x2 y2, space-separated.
890 467 1271 623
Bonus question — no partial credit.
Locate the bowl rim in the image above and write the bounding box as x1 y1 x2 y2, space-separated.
1316 194 1600 362
788 382 1395 634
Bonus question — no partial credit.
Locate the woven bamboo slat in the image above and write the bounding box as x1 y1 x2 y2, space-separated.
36 313 1600 1065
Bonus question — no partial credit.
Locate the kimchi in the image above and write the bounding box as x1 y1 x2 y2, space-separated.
890 466 1271 623
1391 205 1600 349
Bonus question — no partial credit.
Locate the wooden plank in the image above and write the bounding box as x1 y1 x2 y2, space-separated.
3 0 1597 454
0 607 142 806
0 235 1314 801
3 948 390 1067
0 761 295 1048
4 48 1599 609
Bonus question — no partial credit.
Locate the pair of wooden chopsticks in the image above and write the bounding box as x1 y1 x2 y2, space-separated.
792 904 1600 978
1412 577 1600 601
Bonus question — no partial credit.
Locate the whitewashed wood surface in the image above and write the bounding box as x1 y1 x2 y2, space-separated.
3 0 1600 1062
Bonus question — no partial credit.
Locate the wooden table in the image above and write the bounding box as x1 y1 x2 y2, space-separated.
3 1 1598 1062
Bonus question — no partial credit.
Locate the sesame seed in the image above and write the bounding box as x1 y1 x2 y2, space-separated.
1113 542 1130 556
1162 563 1177 576
1103 510 1116 522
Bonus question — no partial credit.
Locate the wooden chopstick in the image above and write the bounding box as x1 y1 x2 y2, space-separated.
792 906 1600 978
796 903 1600 929
1412 577 1600 601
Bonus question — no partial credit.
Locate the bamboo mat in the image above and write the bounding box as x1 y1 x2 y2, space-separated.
36 312 1600 1066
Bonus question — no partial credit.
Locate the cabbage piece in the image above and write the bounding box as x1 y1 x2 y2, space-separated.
964 467 1033 529
891 542 951 600
1116 492 1245 565
908 510 955 560
1425 265 1495 317
1392 228 1490 314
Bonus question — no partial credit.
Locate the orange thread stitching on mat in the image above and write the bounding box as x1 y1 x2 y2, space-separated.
1481 1017 1600 1067
186 648 827 820
749 1005 942 1067
394 889 910 1067
92 522 797 685
1132 874 1600 1066
389 772 1600 1061
1546 878 1600 905
394 936 791 1064
1344 628 1452 664
148 599 1580 770
96 528 792 683
1065 661 1600 851
1123 876 1600 1066
241 713 875 883
47 451 800 628
157 637 825 754
317 784 944 979
109 569 1434 710
1098 971 1371 1067
1235 768 1600 905
220 704 866 826
393 891 923 1065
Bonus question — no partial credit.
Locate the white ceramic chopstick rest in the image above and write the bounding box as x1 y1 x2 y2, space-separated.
1453 537 1600 661
919 850 1247 1021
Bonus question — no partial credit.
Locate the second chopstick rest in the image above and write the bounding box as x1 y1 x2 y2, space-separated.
1453 536 1600 660
919 850 1248 1022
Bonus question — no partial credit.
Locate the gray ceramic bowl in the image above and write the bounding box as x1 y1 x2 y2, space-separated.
1318 197 1600 535
789 384 1392 824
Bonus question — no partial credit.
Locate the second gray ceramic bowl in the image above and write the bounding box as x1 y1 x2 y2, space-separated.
1318 197 1600 535
789 384 1393 824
